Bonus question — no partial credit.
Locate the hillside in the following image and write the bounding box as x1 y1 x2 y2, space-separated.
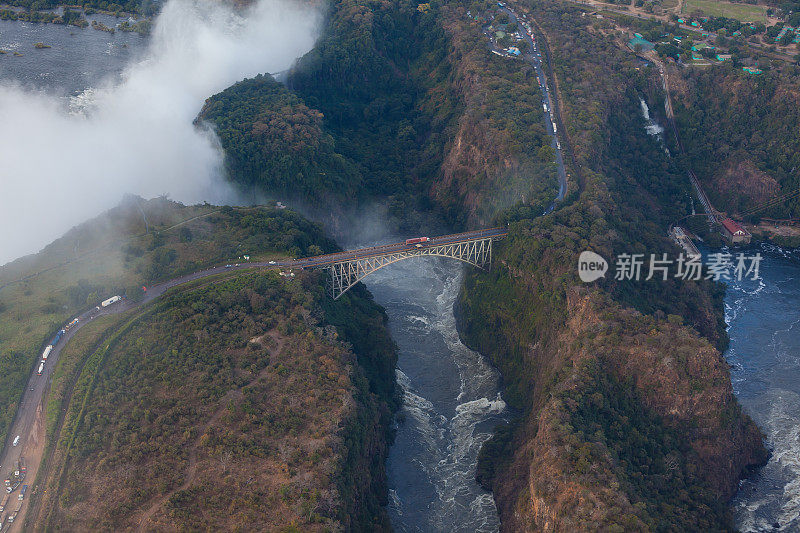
672 64 800 219
191 0 770 529
35 272 395 531
0 199 397 530
0 197 332 448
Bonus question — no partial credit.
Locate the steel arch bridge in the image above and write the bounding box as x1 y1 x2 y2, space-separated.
291 229 506 299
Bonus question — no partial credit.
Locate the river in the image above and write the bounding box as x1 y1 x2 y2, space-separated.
726 244 800 532
362 258 508 532
0 13 145 94
2 12 509 531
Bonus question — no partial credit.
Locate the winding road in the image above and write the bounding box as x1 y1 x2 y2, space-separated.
0 6 575 526
495 3 569 210
0 227 509 530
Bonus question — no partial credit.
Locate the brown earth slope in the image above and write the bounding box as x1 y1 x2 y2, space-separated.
454 1 767 530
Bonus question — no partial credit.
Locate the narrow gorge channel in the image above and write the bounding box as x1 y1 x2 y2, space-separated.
362 258 508 532
640 93 800 531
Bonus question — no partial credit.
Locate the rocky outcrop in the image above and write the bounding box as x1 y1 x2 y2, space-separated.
465 287 766 531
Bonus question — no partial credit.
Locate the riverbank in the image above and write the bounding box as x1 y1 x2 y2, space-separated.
453 0 768 529
744 222 800 249
0 5 150 34
722 243 800 531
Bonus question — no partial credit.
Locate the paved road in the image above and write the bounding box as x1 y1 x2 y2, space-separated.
0 227 508 529
495 4 568 210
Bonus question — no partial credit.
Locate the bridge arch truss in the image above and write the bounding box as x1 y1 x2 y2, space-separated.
323 238 494 299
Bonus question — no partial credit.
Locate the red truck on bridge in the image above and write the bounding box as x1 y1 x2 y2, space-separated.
405 237 430 247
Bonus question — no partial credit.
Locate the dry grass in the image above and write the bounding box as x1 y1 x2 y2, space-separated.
682 0 767 23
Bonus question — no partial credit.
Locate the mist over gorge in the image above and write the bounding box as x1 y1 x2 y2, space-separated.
0 0 321 266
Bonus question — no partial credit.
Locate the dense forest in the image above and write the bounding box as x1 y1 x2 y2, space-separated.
20 202 398 530
0 199 334 457
453 0 765 530
673 65 800 219
199 75 363 203
204 0 557 226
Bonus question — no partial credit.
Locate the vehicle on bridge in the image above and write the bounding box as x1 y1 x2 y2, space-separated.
405 237 430 248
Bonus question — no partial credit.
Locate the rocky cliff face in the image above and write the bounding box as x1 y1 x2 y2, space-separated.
430 6 558 226
451 1 767 530
464 285 766 531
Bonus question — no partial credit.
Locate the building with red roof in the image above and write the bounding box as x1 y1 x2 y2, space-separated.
720 218 751 244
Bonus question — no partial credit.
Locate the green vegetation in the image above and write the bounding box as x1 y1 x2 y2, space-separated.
41 271 394 530
682 0 767 23
0 198 332 448
673 65 800 218
431 3 558 224
0 9 63 23
199 75 362 202
3 0 156 17
288 0 449 201
206 0 556 226
117 17 150 35
564 360 728 530
45 313 130 440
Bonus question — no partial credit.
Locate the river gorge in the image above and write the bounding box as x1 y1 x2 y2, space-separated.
2 4 800 531
1 10 507 530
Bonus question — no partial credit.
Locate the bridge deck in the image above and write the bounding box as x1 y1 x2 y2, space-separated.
292 227 507 269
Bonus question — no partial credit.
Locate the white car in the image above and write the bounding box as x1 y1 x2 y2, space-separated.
269 261 276 265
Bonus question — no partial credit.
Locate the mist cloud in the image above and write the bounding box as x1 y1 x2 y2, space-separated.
0 0 321 266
